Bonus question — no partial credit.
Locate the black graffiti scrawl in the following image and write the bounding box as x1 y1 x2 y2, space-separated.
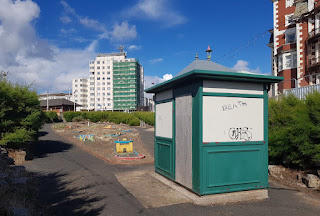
228 127 252 141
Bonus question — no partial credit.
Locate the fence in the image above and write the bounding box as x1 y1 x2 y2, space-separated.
284 84 320 100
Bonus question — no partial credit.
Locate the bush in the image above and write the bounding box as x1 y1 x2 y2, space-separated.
63 111 141 126
72 116 85 122
63 111 82 122
269 92 320 169
0 76 46 149
134 112 155 126
45 111 59 123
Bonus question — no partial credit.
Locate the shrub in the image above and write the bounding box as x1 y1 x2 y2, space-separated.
45 111 59 123
0 76 45 149
63 111 82 122
269 93 320 169
72 116 85 122
134 112 155 126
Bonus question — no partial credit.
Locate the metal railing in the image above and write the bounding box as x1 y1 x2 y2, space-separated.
308 27 320 39
284 83 320 99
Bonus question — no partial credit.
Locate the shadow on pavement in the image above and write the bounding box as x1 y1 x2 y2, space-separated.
30 140 72 159
37 131 48 137
32 171 105 216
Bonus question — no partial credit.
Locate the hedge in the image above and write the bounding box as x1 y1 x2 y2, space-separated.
63 111 141 126
269 92 320 169
134 112 155 126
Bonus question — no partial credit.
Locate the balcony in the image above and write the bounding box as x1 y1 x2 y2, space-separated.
277 43 296 54
308 56 320 68
308 28 320 43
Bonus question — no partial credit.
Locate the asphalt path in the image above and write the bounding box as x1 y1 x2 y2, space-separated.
25 124 320 216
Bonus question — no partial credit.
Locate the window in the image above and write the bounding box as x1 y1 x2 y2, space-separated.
97 66 100 69
90 103 94 106
102 87 105 90
90 87 94 90
103 92 105 96
285 28 296 44
90 82 94 85
108 103 111 106
278 56 283 71
279 52 297 71
107 72 110 74
102 72 105 75
107 82 111 85
102 82 105 85
75 80 78 82
107 87 111 90
285 14 295 26
97 82 100 85
97 87 100 90
90 77 94 80
97 93 100 96
286 0 294 8
97 77 100 80
90 72 95 75
285 55 291 68
75 84 78 87
90 93 94 96
97 72 100 75
107 77 110 80
102 66 105 69
102 61 105 64
107 66 110 69
97 61 100 64
102 77 105 80
107 93 110 96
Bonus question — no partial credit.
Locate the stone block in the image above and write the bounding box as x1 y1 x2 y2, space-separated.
302 174 320 188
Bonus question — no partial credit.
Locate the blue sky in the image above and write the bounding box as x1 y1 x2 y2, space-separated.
0 0 274 93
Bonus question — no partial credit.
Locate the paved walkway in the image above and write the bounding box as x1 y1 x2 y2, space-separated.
25 124 320 216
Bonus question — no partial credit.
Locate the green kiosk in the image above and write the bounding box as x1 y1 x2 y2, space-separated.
145 49 283 196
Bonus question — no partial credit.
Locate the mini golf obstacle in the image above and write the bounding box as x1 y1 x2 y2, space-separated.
114 139 145 160
76 134 94 141
105 132 125 137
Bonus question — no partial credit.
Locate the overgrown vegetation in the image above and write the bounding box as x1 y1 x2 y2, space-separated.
63 111 141 126
134 111 155 126
0 73 45 149
269 92 320 169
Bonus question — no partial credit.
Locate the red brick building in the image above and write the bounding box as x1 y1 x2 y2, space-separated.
270 0 320 95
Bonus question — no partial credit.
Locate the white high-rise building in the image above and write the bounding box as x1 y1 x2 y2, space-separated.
72 78 88 111
73 47 144 111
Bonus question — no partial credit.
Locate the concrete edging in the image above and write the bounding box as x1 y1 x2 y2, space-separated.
151 172 268 206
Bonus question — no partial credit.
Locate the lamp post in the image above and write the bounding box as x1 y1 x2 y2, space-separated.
73 91 76 112
46 90 49 111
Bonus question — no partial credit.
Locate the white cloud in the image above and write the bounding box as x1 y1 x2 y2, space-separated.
60 15 71 24
124 0 187 27
60 1 137 42
149 58 163 64
60 28 77 34
232 60 262 74
111 21 137 41
0 0 97 93
144 73 173 98
127 45 142 50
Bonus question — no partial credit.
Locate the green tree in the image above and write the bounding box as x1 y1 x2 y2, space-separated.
0 75 45 149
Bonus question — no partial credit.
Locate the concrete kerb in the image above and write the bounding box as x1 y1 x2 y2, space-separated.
151 172 269 206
